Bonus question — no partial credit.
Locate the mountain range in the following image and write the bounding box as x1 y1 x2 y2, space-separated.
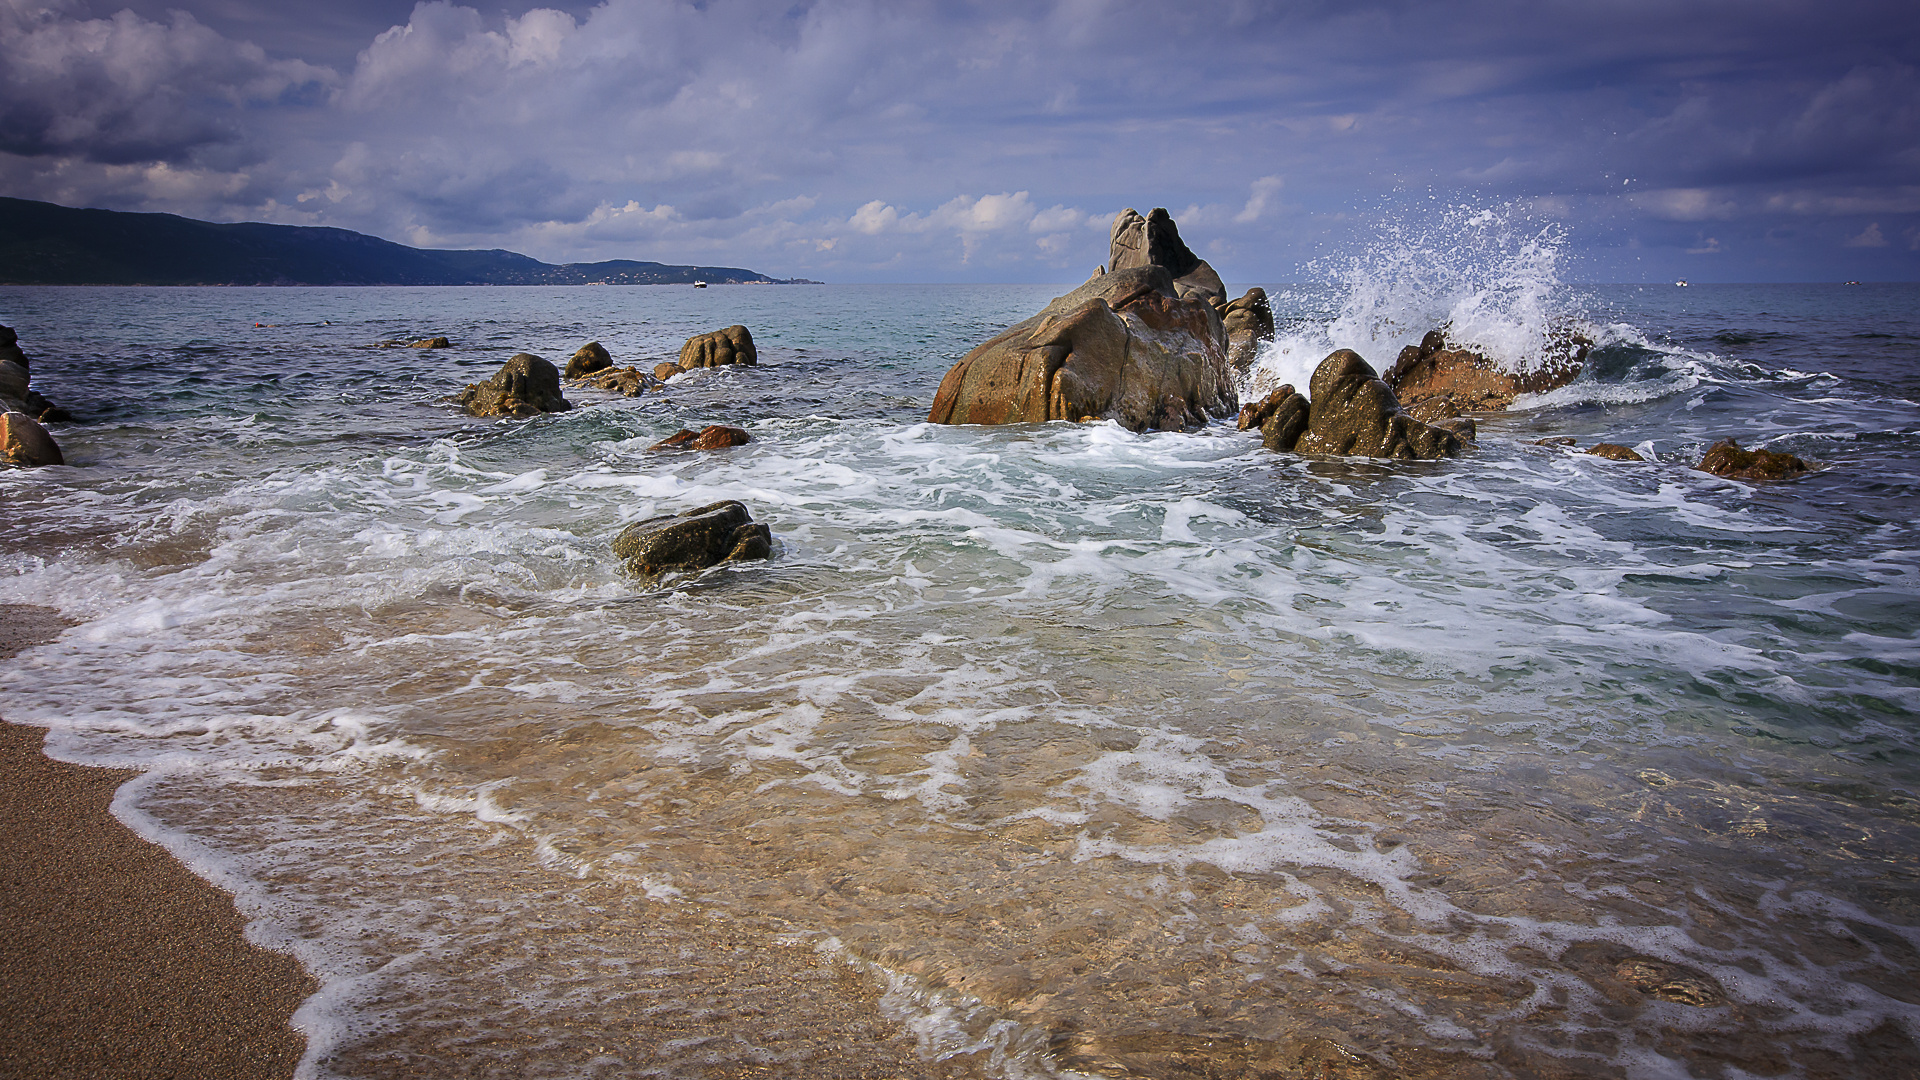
0 197 810 286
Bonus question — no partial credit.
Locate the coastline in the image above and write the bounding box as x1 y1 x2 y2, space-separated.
0 602 314 1080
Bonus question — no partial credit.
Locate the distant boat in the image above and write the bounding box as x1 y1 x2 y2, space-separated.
693 281 707 289
1845 280 1861 286
1675 280 1688 287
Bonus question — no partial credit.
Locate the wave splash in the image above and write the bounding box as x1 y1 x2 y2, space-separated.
1248 201 1581 398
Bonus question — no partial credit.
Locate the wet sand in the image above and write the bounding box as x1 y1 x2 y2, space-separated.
0 602 315 1080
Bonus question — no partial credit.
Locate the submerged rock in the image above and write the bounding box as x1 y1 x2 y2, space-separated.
565 341 613 378
677 326 757 370
1587 442 1645 462
409 336 451 349
583 367 654 396
1384 330 1583 422
1 411 63 467
928 214 1238 434
1289 350 1465 459
1221 288 1275 377
455 353 571 417
1696 438 1811 481
612 500 772 580
648 425 751 451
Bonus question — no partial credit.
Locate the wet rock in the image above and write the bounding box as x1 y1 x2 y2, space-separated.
408 336 451 349
928 244 1236 433
584 367 654 396
1587 442 1644 461
1384 329 1583 421
0 325 68 422
565 341 612 378
1222 288 1275 377
1534 436 1578 447
648 424 751 451
653 362 684 383
1 411 63 467
612 500 773 579
1613 959 1726 1008
454 353 571 417
1292 350 1465 460
1432 416 1477 443
1108 207 1226 305
677 325 757 370
0 358 26 403
1237 384 1296 431
1696 438 1811 481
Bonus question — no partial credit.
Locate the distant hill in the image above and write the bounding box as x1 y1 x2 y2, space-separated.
0 197 815 286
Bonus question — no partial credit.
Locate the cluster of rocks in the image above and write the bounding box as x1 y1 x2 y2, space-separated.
1237 351 1472 460
1 325 66 468
1532 434 1813 480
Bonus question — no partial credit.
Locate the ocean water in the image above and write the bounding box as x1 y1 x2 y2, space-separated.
2 265 1918 1078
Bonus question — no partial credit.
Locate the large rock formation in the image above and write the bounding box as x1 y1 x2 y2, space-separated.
565 341 612 378
1383 330 1585 423
929 209 1241 436
613 501 773 580
1222 287 1275 378
1108 208 1226 305
1696 438 1811 481
677 326 757 371
1267 350 1466 459
454 353 571 417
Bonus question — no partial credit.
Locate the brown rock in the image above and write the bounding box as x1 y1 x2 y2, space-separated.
1384 330 1582 418
649 425 750 451
408 336 451 349
678 325 757 370
1613 959 1726 1008
453 353 571 417
1222 288 1275 377
927 261 1236 433
1534 436 1578 447
612 500 773 580
1292 350 1465 460
1586 442 1645 461
1237 384 1296 431
690 425 750 449
584 367 653 396
1 411 64 467
565 341 612 378
1260 391 1310 452
653 363 683 383
1696 438 1811 481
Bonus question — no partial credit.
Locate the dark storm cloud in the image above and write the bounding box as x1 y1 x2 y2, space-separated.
0 0 330 165
0 0 1914 279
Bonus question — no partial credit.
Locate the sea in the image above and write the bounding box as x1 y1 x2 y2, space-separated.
2 235 1918 1078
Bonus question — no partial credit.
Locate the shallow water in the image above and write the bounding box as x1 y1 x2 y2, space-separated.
2 274 1918 1079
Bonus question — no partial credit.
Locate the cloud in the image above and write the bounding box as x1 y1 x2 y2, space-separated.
0 0 330 165
1845 222 1889 248
0 0 1915 281
1235 175 1283 224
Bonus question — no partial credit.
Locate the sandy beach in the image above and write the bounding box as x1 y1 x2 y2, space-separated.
0 602 314 1080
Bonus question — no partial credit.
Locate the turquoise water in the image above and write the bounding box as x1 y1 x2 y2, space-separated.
1 276 1917 1078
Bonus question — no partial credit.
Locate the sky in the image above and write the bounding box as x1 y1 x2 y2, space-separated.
2 0 1917 283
